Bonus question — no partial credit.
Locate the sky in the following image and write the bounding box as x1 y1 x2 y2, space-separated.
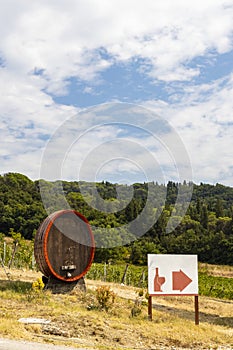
1 0 233 186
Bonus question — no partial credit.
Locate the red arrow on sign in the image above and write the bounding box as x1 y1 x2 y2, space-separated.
172 269 192 292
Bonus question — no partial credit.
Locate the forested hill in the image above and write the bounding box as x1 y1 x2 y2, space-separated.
0 172 232 265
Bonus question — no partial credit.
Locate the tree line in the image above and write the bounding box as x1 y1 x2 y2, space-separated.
0 172 232 266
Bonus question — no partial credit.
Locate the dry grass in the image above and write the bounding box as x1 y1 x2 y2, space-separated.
199 262 233 278
0 268 232 349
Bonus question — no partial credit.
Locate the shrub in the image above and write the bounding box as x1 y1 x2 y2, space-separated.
95 285 115 311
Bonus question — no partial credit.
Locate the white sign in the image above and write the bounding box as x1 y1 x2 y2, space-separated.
148 254 198 295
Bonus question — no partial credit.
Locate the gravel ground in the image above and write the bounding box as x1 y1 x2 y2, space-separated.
0 338 89 350
0 338 232 350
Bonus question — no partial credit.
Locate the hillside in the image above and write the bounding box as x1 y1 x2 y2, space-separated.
0 172 233 265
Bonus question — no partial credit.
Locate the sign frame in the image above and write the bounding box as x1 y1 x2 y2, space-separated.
147 254 199 325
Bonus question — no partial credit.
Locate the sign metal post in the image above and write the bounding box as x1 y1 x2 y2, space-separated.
194 295 199 325
148 295 152 321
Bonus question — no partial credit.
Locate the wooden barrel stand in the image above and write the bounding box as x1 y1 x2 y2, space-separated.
43 275 86 293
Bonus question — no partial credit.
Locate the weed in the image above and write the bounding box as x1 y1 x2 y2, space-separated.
95 285 116 311
24 280 50 303
131 298 142 317
32 277 44 291
138 289 144 297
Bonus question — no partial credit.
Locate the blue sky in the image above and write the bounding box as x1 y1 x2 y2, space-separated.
52 50 233 107
0 0 233 186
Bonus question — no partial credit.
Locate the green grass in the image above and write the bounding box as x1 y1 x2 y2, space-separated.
86 263 147 289
87 263 233 300
0 280 32 294
199 272 233 299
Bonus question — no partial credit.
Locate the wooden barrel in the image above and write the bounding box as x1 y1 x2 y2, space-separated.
34 210 95 282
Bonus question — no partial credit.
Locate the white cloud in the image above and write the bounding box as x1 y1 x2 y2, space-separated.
38 103 192 187
0 0 233 184
1 0 233 87
144 73 233 186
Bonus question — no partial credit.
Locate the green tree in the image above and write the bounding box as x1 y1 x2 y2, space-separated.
201 204 208 229
215 198 223 218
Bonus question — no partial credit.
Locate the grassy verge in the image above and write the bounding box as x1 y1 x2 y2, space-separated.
0 277 232 350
